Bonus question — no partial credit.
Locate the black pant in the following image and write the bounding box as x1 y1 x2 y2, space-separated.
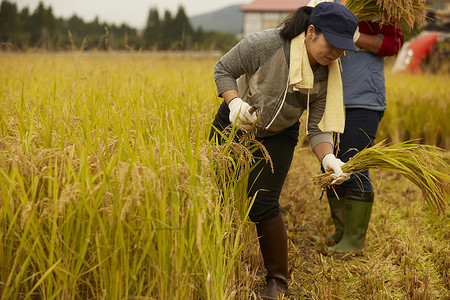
210 101 299 223
337 108 384 193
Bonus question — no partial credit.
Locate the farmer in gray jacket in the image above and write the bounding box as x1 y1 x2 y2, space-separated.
209 2 358 299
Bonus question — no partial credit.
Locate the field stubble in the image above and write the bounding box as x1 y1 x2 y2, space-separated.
278 147 449 299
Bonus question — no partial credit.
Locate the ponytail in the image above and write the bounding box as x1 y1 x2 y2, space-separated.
279 6 321 40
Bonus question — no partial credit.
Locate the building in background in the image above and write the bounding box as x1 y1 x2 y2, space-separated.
240 0 309 37
240 1 450 38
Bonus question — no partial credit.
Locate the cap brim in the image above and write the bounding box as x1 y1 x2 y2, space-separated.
322 30 358 52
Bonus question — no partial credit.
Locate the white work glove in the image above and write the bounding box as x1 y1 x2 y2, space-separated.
228 97 257 130
322 153 350 185
353 26 361 43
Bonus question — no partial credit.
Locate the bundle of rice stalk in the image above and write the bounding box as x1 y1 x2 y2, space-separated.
345 0 428 30
313 140 450 213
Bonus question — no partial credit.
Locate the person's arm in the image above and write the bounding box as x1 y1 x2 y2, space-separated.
214 30 284 129
214 31 272 98
338 0 405 57
305 85 335 152
355 33 383 54
306 89 346 177
221 90 240 105
213 37 259 129
375 24 404 56
313 142 334 162
307 106 346 178
215 29 284 98
214 39 255 99
356 22 404 56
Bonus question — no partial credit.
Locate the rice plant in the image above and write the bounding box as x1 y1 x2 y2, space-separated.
0 53 258 299
1 52 448 299
379 67 450 149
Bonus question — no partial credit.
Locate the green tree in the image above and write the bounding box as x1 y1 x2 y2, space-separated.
143 8 160 49
18 7 33 48
0 0 20 44
28 1 56 49
160 10 175 50
172 6 193 50
192 26 204 49
0 0 236 52
66 14 87 49
194 29 238 53
108 23 140 50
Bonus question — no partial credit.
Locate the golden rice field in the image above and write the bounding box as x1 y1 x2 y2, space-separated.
0 53 449 299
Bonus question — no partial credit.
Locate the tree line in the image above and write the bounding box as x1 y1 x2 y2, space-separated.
0 0 238 52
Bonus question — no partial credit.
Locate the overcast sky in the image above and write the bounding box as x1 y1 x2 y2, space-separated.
13 0 251 29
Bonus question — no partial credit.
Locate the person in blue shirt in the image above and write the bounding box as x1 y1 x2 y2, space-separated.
323 0 405 253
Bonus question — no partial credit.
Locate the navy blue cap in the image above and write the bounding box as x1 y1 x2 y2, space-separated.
309 2 358 51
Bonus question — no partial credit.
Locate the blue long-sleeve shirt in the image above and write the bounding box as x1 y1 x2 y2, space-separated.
341 22 404 111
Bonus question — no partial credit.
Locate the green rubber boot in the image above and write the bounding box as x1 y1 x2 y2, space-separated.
326 187 347 245
330 190 374 253
309 187 346 244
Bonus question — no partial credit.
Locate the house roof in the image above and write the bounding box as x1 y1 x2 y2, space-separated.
240 0 311 12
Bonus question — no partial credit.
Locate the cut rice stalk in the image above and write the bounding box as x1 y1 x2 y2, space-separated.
313 140 450 213
345 0 428 30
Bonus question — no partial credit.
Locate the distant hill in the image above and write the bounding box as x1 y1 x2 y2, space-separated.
190 4 244 34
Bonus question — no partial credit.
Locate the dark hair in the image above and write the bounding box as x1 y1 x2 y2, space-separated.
279 6 322 40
